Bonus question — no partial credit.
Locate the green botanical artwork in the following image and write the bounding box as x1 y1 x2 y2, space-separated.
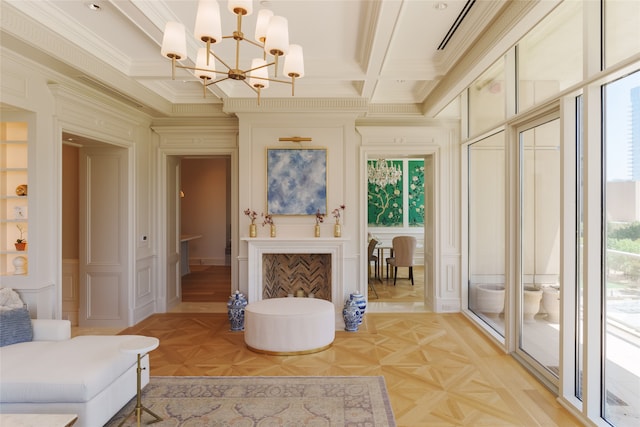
408 160 425 226
367 160 403 227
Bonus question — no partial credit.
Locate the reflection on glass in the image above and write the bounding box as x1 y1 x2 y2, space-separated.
604 0 640 69
468 58 506 137
519 119 560 376
603 71 640 426
518 0 582 112
468 132 505 337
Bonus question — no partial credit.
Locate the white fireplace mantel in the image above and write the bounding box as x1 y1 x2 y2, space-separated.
242 237 347 307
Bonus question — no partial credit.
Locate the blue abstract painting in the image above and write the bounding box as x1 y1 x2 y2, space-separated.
267 148 327 215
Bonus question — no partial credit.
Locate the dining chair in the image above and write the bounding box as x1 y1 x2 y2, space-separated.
367 238 380 298
386 236 417 286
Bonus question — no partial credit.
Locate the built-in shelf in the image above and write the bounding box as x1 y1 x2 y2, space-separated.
1 121 29 276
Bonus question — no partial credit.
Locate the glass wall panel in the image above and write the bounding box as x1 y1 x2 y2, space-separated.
603 70 640 426
519 118 561 376
468 132 506 337
576 95 585 401
604 0 640 68
468 59 506 137
518 1 582 112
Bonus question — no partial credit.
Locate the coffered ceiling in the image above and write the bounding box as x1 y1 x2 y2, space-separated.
1 0 542 117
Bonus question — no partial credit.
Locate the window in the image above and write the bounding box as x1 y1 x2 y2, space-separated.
604 0 640 68
602 70 640 426
517 0 582 112
469 58 506 136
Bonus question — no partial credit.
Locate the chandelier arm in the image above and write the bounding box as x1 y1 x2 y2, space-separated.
245 61 275 74
180 64 229 75
205 76 231 86
208 50 233 73
241 79 259 95
258 77 293 85
242 38 264 49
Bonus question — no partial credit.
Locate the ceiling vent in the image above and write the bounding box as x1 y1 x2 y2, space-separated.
437 0 475 50
75 75 145 109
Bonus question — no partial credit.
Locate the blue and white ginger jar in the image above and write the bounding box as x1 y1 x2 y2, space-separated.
227 290 248 331
342 298 361 332
350 292 367 324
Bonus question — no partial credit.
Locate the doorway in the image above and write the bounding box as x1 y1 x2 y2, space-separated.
179 156 232 304
365 155 434 307
61 132 130 328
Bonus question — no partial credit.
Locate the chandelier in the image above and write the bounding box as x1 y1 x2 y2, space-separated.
160 0 304 105
368 159 402 187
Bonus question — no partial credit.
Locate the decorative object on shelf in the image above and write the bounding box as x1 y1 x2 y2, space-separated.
331 204 345 237
350 291 367 324
14 224 26 251
13 206 27 219
227 290 248 331
314 209 324 237
342 298 360 332
333 223 341 238
160 0 304 105
262 213 275 237
15 184 27 196
367 159 402 187
244 208 257 237
12 256 27 275
295 288 305 298
267 148 327 215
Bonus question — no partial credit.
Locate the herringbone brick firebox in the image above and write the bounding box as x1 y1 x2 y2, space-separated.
262 253 332 301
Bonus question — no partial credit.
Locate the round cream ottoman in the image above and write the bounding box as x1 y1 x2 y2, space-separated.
244 298 335 355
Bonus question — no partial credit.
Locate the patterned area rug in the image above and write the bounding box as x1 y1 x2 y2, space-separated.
105 376 396 426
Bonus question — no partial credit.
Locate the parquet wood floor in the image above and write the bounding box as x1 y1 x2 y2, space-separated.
371 266 425 302
116 311 582 427
181 265 231 302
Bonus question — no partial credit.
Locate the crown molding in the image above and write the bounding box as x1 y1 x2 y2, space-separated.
170 103 230 118
3 0 131 72
222 97 370 114
1 2 174 117
365 103 424 117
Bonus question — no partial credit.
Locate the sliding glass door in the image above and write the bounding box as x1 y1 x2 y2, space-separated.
602 71 640 426
518 116 561 379
467 132 506 337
